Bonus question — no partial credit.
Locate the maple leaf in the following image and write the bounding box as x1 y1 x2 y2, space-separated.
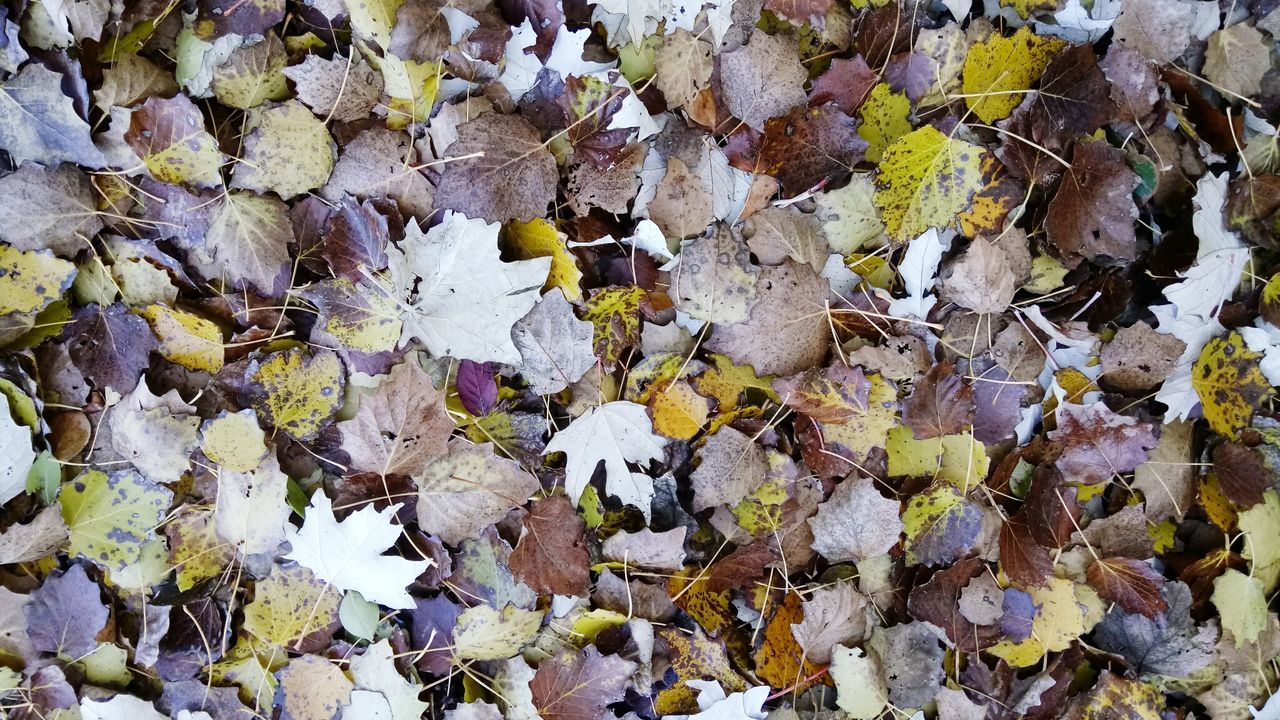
387 211 551 364
543 401 668 515
338 359 454 477
283 490 429 609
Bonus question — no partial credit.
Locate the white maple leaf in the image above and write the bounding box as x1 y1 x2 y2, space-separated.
388 211 550 364
283 491 429 609
498 21 615 102
887 228 953 321
543 401 667 516
663 681 769 720
351 640 429 720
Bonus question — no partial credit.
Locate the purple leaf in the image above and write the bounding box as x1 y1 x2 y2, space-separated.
1001 587 1037 643
457 360 498 416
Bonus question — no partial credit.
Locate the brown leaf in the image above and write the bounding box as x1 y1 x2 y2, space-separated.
808 56 877 115
510 496 591 596
1045 142 1141 268
531 647 637 720
1086 557 1168 620
63 304 157 394
435 113 558 222
908 557 1004 652
757 104 868 196
1212 441 1274 509
337 360 454 477
705 540 779 593
999 512 1054 589
1032 44 1117 140
773 363 871 423
1051 402 1157 485
903 361 975 440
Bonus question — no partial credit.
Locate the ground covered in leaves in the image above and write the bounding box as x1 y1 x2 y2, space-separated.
2 0 1280 717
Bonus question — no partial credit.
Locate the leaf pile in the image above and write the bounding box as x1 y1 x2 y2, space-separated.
1 0 1280 718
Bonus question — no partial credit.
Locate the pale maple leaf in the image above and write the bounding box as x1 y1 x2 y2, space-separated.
283 491 429 609
543 401 667 517
387 211 550 364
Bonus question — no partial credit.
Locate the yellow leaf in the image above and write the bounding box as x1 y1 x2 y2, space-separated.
0 244 75 316
1240 490 1280 591
569 608 628 645
691 353 779 409
166 509 235 591
901 483 981 565
453 604 545 660
344 0 404 47
956 156 1024 238
250 347 344 440
210 637 281 702
989 577 1085 666
811 373 899 464
1080 672 1164 720
583 285 645 367
999 0 1058 19
845 253 895 289
60 469 173 579
962 27 1066 124
1192 331 1273 437
1200 471 1237 531
874 126 986 241
654 626 747 714
886 429 990 489
243 562 340 648
139 305 224 372
648 380 712 440
668 566 736 636
305 277 401 353
1024 253 1069 294
858 84 912 164
201 409 269 472
625 352 693 403
755 591 826 691
381 57 441 129
505 218 583 301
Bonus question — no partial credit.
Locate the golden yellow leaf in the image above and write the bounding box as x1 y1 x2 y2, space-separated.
0 244 76 316
648 380 712 440
962 27 1066 124
1192 331 1273 437
755 590 827 691
505 218 583 301
139 304 224 373
858 83 912 164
